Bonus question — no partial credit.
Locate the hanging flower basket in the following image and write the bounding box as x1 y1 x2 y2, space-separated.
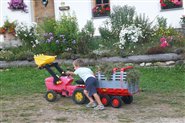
8 0 28 13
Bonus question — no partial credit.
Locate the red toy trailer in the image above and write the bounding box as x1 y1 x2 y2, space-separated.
96 66 139 108
34 55 139 108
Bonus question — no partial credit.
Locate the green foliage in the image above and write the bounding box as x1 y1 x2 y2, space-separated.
14 50 34 61
110 5 136 36
134 14 156 43
0 47 34 61
37 18 57 34
99 5 136 47
55 14 79 53
126 69 140 83
0 50 15 61
38 32 66 55
156 16 167 29
76 20 95 54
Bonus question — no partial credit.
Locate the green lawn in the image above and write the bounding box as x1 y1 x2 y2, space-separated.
0 66 185 96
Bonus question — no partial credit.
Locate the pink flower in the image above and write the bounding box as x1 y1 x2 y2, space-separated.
160 37 166 42
160 41 169 48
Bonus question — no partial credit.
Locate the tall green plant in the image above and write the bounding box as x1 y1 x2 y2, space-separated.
110 5 136 36
77 20 95 54
55 14 79 53
99 5 136 47
134 13 155 43
37 18 57 34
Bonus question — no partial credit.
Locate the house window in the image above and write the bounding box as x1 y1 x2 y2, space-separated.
92 0 110 17
160 0 183 10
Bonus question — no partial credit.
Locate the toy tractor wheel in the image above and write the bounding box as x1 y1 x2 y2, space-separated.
45 90 57 102
122 96 133 104
111 96 123 108
72 88 87 104
100 94 110 106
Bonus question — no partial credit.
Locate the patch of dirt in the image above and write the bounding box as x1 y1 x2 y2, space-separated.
1 92 185 123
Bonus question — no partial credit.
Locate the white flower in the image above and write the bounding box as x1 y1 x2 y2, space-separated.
118 24 143 49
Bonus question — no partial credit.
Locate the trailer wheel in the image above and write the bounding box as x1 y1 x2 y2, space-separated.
111 96 123 108
45 90 57 102
122 96 133 104
100 95 110 106
72 88 87 104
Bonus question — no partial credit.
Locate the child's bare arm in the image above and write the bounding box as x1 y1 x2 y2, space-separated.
66 71 75 76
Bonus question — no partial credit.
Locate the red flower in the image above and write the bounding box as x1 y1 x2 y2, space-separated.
161 3 167 6
105 7 110 11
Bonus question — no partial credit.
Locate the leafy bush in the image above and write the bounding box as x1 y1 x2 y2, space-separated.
38 32 67 55
14 50 34 61
37 18 57 34
55 14 79 53
76 20 95 54
0 50 14 61
99 5 136 47
134 13 156 43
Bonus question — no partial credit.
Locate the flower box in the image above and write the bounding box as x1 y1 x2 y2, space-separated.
92 4 110 17
160 0 183 10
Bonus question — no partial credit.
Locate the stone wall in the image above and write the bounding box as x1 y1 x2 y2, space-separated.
0 53 184 68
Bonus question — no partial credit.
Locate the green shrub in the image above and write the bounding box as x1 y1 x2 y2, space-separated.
99 5 136 47
37 18 57 34
76 20 95 54
14 51 34 61
55 14 79 53
0 50 14 61
134 13 156 43
37 32 67 55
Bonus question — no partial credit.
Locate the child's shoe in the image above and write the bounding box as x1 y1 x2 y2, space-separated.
86 102 97 108
94 105 105 110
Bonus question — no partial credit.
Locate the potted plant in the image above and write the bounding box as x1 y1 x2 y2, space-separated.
0 20 16 41
180 15 185 29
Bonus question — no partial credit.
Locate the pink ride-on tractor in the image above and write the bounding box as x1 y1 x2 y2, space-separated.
34 54 88 104
34 55 139 108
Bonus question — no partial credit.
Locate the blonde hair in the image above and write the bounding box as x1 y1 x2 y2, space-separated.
73 59 84 67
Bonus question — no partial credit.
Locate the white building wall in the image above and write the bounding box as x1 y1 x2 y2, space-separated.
0 0 33 42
